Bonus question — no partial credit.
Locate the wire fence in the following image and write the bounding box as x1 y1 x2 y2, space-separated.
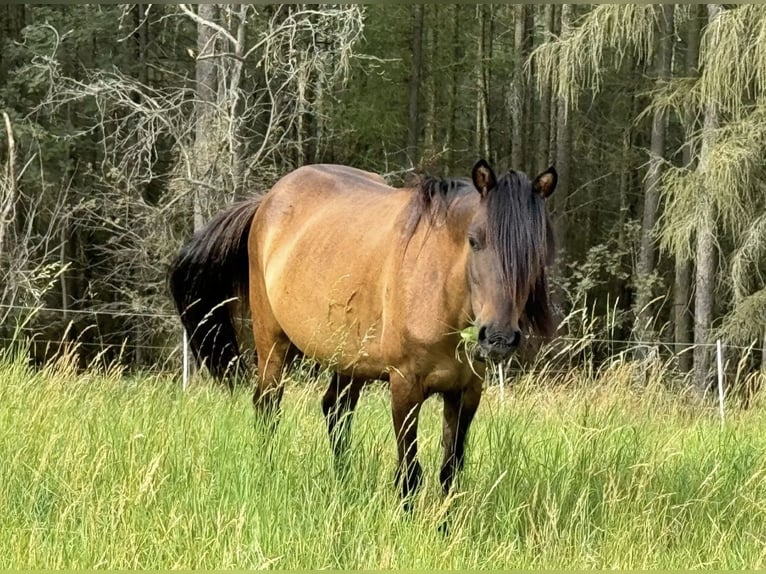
0 302 185 372
3 303 760 349
0 303 176 319
1 303 763 409
0 336 179 351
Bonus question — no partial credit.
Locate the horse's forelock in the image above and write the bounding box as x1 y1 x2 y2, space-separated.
485 171 551 303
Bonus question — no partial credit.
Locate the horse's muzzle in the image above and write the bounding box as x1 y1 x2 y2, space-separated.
477 327 522 361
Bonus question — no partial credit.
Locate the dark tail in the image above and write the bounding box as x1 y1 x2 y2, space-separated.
168 197 262 386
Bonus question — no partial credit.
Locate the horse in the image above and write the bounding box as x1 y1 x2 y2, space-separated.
169 159 557 506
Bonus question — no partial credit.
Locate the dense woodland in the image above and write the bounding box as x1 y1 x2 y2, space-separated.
0 4 764 393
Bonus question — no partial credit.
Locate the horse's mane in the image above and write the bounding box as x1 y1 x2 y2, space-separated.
403 175 473 242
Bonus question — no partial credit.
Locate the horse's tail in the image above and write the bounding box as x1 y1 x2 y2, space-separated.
168 197 262 386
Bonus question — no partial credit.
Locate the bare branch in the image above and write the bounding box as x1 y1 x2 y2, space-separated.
179 4 239 49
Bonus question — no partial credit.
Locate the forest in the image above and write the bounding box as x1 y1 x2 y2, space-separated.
1 4 764 395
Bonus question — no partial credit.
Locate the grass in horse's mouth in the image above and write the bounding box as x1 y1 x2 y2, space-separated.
459 325 479 345
457 324 485 365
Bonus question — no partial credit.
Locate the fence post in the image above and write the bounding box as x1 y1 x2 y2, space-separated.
716 339 724 422
182 329 189 391
498 363 505 401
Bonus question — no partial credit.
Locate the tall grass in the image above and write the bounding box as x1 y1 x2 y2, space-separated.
1 350 766 569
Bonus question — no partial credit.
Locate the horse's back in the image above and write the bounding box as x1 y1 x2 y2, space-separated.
301 164 389 187
273 164 395 200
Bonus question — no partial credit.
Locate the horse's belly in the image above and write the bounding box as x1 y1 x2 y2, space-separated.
266 266 392 376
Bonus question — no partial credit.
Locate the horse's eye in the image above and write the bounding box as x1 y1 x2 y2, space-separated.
468 236 481 251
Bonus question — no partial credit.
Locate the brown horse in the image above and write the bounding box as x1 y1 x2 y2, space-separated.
169 160 557 504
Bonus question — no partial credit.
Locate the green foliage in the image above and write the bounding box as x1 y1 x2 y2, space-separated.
532 3 766 351
720 289 766 345
657 6 766 346
530 5 666 119
327 6 410 171
699 5 766 118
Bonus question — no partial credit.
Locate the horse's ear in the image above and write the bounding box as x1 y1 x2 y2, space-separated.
533 166 557 199
472 159 497 196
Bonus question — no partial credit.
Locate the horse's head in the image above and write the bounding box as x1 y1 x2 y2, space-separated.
467 159 557 361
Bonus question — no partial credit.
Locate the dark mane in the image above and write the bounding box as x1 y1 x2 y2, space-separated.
489 170 555 338
403 174 473 242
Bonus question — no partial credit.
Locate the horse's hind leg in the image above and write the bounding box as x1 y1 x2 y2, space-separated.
252 318 298 424
250 265 296 423
321 374 362 471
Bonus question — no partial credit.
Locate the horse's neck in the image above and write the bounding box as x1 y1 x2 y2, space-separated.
396 196 475 331
404 193 475 257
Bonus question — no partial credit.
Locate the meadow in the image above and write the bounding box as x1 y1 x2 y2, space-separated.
2 350 766 569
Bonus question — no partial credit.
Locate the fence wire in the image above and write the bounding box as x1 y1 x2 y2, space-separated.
0 303 763 395
1 303 757 350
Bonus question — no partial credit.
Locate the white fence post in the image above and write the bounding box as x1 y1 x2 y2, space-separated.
498 363 505 401
716 339 725 422
182 329 189 391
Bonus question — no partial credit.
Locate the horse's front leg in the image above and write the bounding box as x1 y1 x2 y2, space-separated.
440 377 482 495
390 372 424 511
322 373 363 473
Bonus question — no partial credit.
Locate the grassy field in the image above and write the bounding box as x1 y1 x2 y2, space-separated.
2 351 766 569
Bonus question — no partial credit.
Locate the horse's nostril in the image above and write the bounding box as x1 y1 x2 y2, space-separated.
478 326 487 343
510 330 522 347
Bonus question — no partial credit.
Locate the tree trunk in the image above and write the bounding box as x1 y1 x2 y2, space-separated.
675 4 702 373
475 4 491 160
616 88 637 330
523 7 535 175
59 211 69 327
511 4 525 168
693 4 722 395
407 4 424 164
553 3 572 260
445 5 462 173
134 4 149 85
693 192 715 394
674 259 693 371
313 73 325 164
132 3 150 365
474 6 483 160
296 51 306 167
547 6 559 170
228 4 247 194
634 4 674 342
535 5 554 175
194 3 218 231
485 8 493 162
423 5 437 159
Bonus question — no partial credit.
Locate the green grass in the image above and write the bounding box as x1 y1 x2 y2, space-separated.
2 352 766 569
